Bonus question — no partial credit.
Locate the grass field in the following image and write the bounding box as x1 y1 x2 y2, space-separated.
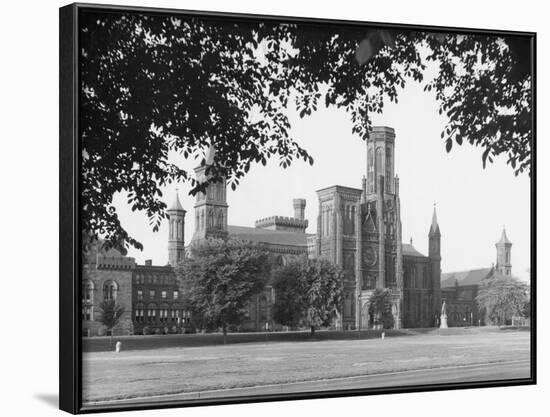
82 328 530 403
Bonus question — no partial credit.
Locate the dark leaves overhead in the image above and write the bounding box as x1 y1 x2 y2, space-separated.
80 11 532 252
80 12 310 252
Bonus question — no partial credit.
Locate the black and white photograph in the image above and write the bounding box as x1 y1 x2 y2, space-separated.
59 2 535 413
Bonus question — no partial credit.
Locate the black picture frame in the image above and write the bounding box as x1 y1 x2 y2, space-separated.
59 3 536 414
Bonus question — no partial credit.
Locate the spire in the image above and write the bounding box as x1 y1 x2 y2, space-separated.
497 225 511 245
429 203 440 236
168 189 185 212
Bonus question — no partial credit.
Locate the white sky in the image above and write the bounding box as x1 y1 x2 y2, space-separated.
112 60 531 283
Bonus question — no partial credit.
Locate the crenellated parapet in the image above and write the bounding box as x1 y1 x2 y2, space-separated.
96 255 136 270
255 216 308 233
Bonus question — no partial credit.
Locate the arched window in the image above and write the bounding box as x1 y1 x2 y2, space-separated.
135 303 145 324
171 304 181 323
367 148 374 193
208 210 214 228
344 293 352 316
147 304 157 323
351 206 356 234
159 304 169 323
386 147 392 192
103 280 118 301
375 147 383 189
83 280 94 304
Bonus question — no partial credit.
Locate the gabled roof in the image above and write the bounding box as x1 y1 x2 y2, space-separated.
441 268 493 288
227 225 311 247
402 243 427 258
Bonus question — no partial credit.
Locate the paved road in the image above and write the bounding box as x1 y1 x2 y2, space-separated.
85 360 531 408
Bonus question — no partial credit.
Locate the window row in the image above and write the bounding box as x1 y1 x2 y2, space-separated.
134 308 191 324
134 274 173 285
137 290 179 300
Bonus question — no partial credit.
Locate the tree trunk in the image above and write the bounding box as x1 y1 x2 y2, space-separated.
110 329 114 349
310 326 315 336
222 324 227 345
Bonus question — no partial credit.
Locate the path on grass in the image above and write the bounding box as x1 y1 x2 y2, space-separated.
82 329 530 404
85 360 530 408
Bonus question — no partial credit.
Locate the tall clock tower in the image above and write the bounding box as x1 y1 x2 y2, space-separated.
191 145 229 242
356 126 403 329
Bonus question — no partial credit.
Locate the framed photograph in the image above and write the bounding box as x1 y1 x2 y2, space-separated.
59 2 536 414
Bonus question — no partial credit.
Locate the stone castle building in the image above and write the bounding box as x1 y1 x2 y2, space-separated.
180 126 441 330
307 127 441 329
81 126 516 336
441 227 514 327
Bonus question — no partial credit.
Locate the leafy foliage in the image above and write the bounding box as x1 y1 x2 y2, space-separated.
475 272 529 325
286 29 532 175
80 12 312 253
80 11 532 252
367 288 394 329
175 238 271 336
271 259 305 328
98 299 125 333
271 257 343 334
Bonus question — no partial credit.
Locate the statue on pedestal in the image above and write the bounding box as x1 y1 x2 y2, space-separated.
440 300 448 329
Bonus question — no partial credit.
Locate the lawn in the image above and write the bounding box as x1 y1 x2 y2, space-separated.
82 328 530 403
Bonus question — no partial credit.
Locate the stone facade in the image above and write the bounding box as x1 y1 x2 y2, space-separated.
187 147 310 331
132 263 190 335
441 284 483 327
82 128 515 336
185 127 442 331
81 242 135 337
309 127 441 329
440 228 514 327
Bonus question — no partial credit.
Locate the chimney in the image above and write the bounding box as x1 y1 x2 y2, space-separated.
293 198 306 220
144 259 152 266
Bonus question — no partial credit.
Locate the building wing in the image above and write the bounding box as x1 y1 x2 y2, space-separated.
441 268 493 288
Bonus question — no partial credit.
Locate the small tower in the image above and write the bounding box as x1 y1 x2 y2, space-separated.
366 126 396 196
293 198 306 220
167 190 186 266
429 204 441 256
192 145 229 242
495 226 512 276
429 204 442 327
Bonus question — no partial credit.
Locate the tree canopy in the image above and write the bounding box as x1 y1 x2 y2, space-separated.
367 288 394 329
271 257 343 335
475 272 529 325
271 259 305 328
175 238 271 340
98 299 125 344
80 10 532 252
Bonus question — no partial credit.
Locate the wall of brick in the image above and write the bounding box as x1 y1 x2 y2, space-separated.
82 263 134 337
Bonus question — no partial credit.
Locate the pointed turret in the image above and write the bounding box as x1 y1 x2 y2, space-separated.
497 226 511 245
495 226 512 276
167 189 186 266
429 205 441 236
428 203 442 328
168 190 185 212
